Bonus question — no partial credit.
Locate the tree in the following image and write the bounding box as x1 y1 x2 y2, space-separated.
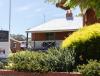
48 0 100 25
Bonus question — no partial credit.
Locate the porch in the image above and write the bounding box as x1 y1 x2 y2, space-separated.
28 31 72 50
26 18 83 50
31 40 62 50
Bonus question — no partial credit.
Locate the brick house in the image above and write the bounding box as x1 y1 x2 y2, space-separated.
10 38 21 53
26 17 83 50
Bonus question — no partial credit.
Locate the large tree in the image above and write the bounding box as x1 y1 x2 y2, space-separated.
48 0 100 25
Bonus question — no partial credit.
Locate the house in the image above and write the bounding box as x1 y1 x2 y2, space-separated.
10 38 21 53
20 41 26 50
26 17 83 50
10 39 28 52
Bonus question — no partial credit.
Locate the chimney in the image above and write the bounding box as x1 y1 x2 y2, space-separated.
66 10 73 20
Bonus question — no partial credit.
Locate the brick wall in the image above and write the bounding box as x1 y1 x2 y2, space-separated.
32 33 46 41
55 31 73 40
32 31 73 41
0 70 82 76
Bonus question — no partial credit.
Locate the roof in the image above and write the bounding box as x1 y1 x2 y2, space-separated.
10 37 21 43
26 17 83 33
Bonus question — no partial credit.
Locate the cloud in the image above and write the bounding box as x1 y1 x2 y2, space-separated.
35 8 42 12
0 1 4 7
25 8 43 18
17 4 32 12
54 13 65 17
25 14 36 18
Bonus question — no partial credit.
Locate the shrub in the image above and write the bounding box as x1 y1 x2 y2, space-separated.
46 48 61 71
77 60 100 76
46 48 76 72
7 48 76 72
61 23 100 64
7 51 48 72
0 59 7 69
0 61 4 69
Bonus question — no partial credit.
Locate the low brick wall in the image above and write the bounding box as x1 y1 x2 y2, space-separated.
0 70 82 76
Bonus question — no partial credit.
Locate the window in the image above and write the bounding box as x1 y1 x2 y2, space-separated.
45 33 54 40
0 31 9 42
42 42 55 49
0 48 5 54
11 42 16 48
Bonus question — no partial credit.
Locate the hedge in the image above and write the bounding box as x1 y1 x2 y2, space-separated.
61 23 100 64
6 51 48 72
6 48 76 72
77 60 100 76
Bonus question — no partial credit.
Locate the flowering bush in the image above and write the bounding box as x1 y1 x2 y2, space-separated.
62 23 100 65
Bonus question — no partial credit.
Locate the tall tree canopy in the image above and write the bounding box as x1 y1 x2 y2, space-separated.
48 0 100 24
48 0 100 17
65 0 100 17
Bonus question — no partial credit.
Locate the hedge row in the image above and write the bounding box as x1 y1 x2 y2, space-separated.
6 48 75 72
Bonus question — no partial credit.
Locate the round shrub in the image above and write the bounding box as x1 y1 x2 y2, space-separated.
61 23 100 64
77 60 100 76
7 51 48 72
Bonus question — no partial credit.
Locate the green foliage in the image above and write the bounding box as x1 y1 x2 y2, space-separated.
7 51 48 72
47 48 75 72
0 61 4 69
59 48 75 72
48 0 100 18
7 48 76 72
0 59 8 69
69 0 100 18
48 0 61 4
62 23 100 64
46 48 61 71
77 60 100 76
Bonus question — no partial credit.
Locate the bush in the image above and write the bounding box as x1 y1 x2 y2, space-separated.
7 48 76 72
0 61 4 69
61 23 100 64
47 48 75 72
77 60 100 76
7 51 48 72
0 59 7 69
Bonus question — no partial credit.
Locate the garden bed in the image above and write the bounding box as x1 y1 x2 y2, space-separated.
0 70 82 76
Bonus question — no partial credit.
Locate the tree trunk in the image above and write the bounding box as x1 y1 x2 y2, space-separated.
83 8 97 26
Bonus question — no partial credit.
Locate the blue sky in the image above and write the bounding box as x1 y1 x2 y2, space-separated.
0 0 80 35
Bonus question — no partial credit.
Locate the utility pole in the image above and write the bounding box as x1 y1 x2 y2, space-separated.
8 0 12 52
9 0 12 33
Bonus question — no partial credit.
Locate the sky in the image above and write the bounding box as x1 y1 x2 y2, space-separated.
0 0 80 35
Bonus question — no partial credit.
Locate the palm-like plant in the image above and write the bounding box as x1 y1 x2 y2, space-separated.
48 0 100 24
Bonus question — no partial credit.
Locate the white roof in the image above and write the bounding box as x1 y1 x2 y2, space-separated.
26 17 83 33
